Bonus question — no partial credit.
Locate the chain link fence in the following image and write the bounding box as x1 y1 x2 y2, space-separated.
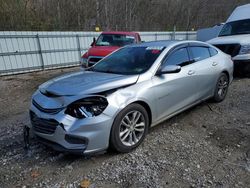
0 31 196 76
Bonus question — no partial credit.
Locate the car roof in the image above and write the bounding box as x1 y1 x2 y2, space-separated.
101 31 138 36
129 40 211 48
127 40 180 48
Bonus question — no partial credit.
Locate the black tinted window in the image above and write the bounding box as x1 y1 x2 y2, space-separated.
209 47 218 57
219 19 250 36
190 47 210 61
96 34 135 46
165 48 190 66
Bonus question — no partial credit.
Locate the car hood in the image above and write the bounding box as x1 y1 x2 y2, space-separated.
207 34 250 45
87 46 120 57
39 71 139 96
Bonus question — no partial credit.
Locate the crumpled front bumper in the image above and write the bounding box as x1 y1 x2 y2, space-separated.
28 102 114 155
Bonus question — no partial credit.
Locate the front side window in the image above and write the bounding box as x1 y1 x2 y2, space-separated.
90 46 165 75
164 48 190 66
219 19 250 37
95 34 135 47
190 47 210 62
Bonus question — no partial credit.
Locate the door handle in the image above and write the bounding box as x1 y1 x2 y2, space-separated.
188 70 195 75
212 62 218 66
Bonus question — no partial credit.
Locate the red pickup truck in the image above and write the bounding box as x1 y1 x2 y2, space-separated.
81 31 141 68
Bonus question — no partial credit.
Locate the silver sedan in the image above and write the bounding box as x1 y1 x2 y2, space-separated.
27 40 233 154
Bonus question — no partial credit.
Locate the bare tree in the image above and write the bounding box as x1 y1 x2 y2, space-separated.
0 0 249 31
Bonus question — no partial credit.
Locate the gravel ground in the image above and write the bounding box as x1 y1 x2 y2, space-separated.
0 68 250 188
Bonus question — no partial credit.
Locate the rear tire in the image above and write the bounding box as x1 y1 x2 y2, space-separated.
110 103 149 153
212 73 229 102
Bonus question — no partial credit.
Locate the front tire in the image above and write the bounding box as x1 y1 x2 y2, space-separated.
212 73 229 102
110 103 149 153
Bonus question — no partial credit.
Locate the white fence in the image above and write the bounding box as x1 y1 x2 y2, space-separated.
0 31 196 76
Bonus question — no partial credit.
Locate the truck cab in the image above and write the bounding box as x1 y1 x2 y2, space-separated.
208 4 250 76
81 31 141 68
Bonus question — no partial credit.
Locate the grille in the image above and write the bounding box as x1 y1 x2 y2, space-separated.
32 100 63 114
214 43 241 57
88 57 103 66
88 62 96 66
88 57 102 63
30 111 59 134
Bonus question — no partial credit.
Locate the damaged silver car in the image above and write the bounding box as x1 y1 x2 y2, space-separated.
27 40 233 154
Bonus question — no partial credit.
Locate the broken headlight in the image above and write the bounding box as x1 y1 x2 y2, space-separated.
65 96 108 119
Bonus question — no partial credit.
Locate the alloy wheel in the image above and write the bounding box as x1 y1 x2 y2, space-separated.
217 75 228 98
119 110 146 146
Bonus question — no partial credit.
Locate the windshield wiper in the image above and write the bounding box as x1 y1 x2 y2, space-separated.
85 67 93 71
89 68 121 74
104 70 119 74
219 34 230 37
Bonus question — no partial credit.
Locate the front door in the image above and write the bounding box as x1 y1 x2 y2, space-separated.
152 47 201 122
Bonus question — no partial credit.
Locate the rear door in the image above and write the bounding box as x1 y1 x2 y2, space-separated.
152 45 201 122
188 44 219 99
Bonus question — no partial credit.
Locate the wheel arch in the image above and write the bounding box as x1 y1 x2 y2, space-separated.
222 70 229 79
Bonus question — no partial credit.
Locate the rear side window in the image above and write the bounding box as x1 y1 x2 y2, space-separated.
190 47 210 62
209 47 218 57
165 48 190 66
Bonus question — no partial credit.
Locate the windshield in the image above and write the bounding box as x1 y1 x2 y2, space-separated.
89 46 165 75
219 19 250 36
95 34 136 47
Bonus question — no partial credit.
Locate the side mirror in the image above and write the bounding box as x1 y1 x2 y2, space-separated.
91 37 96 46
157 65 181 75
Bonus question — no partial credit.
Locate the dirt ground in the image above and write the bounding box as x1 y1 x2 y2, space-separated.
0 67 250 188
